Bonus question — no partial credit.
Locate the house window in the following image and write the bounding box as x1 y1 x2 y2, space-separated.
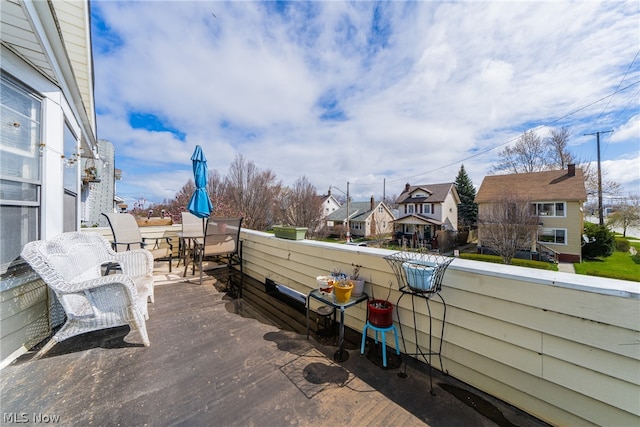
539 228 566 245
423 204 431 214
533 202 566 217
407 204 414 214
0 76 42 272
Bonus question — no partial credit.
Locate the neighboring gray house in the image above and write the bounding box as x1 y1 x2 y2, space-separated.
326 197 395 239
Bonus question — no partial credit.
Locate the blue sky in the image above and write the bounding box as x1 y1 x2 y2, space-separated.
90 1 639 207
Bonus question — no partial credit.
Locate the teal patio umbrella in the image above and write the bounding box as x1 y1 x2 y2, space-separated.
187 145 213 231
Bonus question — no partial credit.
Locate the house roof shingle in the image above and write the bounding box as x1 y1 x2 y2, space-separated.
475 168 587 203
326 201 390 222
396 183 457 204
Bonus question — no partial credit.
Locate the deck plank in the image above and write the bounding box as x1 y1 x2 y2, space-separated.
0 267 549 426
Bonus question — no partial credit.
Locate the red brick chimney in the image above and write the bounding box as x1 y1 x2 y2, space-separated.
405 182 410 193
370 195 375 211
568 164 575 177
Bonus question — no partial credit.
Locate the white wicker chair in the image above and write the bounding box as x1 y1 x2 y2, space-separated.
20 232 152 358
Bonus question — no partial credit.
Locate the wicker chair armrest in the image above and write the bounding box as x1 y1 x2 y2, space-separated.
67 274 138 296
113 249 154 276
66 274 143 319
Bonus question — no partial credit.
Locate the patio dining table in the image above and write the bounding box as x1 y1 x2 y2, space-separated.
177 231 203 276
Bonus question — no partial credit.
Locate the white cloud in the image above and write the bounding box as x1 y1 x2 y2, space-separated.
600 153 640 195
611 115 640 143
91 1 640 205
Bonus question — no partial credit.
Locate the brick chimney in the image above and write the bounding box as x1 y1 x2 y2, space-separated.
370 195 375 211
405 182 411 193
568 164 575 177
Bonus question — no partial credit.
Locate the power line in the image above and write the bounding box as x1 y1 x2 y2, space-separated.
587 50 639 160
588 49 640 133
349 79 640 189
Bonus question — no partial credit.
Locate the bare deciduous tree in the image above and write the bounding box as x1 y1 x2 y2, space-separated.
490 130 549 174
174 179 195 209
607 194 640 237
545 126 575 169
583 164 622 199
368 206 394 248
277 176 323 230
477 193 539 264
490 127 622 199
206 169 224 203
223 154 282 230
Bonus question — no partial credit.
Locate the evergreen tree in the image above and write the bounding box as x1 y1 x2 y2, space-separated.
455 164 478 229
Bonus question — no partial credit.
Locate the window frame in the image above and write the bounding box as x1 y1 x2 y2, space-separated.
538 228 567 245
1 75 43 272
533 201 566 218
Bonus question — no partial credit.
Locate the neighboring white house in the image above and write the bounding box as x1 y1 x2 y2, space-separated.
318 187 340 232
1 0 98 366
392 182 460 245
317 188 341 224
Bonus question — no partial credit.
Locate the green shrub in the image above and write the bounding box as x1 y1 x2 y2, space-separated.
582 223 615 259
615 237 630 252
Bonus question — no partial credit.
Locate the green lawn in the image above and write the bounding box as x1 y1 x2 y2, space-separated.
574 250 640 282
458 253 558 271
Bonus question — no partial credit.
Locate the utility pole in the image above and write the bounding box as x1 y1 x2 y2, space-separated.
330 183 351 242
584 130 613 226
346 181 350 242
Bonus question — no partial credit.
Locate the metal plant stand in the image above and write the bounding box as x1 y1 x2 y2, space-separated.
384 251 453 395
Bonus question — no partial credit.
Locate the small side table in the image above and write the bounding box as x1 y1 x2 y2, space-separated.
306 289 368 362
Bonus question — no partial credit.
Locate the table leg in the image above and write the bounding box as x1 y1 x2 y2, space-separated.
333 307 349 362
306 300 310 340
182 239 191 277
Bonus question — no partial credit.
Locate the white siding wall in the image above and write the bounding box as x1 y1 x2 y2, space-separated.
237 229 639 426
441 192 459 230
1 47 89 367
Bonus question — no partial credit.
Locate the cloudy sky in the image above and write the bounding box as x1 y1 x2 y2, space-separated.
91 1 639 207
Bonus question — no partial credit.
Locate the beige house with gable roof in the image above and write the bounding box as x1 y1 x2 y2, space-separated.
475 164 587 263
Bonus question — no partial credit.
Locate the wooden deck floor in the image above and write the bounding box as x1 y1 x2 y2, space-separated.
0 265 550 426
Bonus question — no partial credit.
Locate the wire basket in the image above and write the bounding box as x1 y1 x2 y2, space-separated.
384 251 453 294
